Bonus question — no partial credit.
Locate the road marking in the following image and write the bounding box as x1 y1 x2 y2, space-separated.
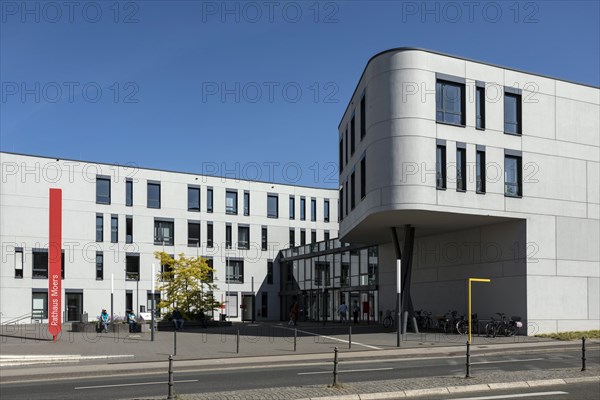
74 379 198 389
298 367 393 375
450 391 568 400
471 358 544 365
274 326 382 350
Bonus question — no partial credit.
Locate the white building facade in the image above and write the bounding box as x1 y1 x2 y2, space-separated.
338 48 599 334
0 152 338 323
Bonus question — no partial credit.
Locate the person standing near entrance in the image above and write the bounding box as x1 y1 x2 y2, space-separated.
352 300 360 324
288 301 299 326
338 301 348 323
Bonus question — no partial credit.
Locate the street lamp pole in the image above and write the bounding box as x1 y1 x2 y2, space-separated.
151 263 155 341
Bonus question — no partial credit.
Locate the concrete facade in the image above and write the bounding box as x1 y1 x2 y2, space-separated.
338 48 599 334
0 152 338 323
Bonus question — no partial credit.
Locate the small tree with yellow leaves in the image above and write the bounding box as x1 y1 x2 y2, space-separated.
154 252 221 319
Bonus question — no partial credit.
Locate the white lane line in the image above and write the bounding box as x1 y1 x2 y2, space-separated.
274 326 382 350
298 367 393 375
471 358 544 365
74 379 198 390
450 392 568 400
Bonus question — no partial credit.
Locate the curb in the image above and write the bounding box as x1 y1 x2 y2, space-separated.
298 376 600 400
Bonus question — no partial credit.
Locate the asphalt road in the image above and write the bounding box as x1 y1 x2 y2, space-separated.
1 347 598 399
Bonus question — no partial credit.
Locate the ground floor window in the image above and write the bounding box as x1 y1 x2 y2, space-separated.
32 290 48 319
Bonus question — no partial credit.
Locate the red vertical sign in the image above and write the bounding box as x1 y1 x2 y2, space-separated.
48 189 62 341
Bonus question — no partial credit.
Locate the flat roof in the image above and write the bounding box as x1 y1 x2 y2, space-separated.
0 151 339 191
339 47 600 128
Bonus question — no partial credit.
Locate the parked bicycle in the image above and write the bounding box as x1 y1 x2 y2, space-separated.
415 309 434 331
485 313 522 337
382 309 395 329
456 313 478 335
437 310 459 333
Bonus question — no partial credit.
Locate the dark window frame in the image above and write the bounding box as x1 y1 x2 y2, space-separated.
261 227 268 251
360 93 366 139
96 214 103 242
96 251 104 280
504 91 522 135
126 254 140 281
324 199 330 222
350 171 356 209
238 225 250 250
125 178 133 207
96 176 111 205
360 156 366 199
267 194 279 218
226 259 244 284
147 182 161 209
243 191 250 216
207 187 214 213
310 198 316 221
226 190 238 215
111 215 119 243
126 216 133 244
456 146 467 192
188 185 201 212
436 79 466 126
225 224 232 249
207 222 214 248
476 84 486 130
187 221 201 247
300 197 306 221
476 149 486 194
350 114 356 155
504 153 523 197
436 144 447 189
154 219 174 246
289 196 295 219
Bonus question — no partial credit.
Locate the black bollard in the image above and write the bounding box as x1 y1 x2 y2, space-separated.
465 341 471 378
581 337 586 371
167 354 174 400
236 329 240 354
349 326 352 349
333 346 339 386
294 328 297 352
173 330 177 356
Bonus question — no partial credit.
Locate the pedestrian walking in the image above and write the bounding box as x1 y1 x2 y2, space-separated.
338 302 348 323
352 300 360 324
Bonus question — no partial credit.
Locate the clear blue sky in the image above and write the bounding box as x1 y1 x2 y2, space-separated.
1 0 598 188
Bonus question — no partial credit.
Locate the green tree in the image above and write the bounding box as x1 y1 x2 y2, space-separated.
154 252 221 319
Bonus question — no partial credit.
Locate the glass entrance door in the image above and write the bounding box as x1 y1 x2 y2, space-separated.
65 292 83 322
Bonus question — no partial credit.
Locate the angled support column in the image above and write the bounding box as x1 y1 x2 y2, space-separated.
391 225 417 334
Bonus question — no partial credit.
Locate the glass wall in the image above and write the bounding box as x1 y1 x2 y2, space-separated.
280 239 379 322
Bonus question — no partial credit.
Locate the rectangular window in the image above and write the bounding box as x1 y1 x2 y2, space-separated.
456 147 466 191
289 229 295 247
205 258 214 283
267 194 278 218
360 94 366 139
226 293 238 317
300 197 306 220
339 188 343 221
188 186 200 212
289 196 295 219
126 216 133 244
111 215 118 243
96 214 103 242
261 292 268 318
350 172 356 209
436 80 465 125
226 259 243 283
504 154 522 197
160 254 174 281
244 191 250 216
300 229 306 246
360 156 366 199
311 230 317 244
207 222 214 248
324 231 330 242
96 252 103 280
476 85 485 129
226 190 238 215
147 182 161 209
14 247 23 278
345 179 349 216
207 188 214 213
238 226 250 250
126 254 140 281
226 224 232 249
267 261 273 285
345 128 349 165
154 219 174 246
310 198 316 221
125 178 133 206
324 199 330 222
350 115 356 155
436 145 447 189
96 176 111 204
261 227 268 251
32 249 64 279
32 291 48 319
476 150 486 193
339 138 343 173
188 221 200 247
504 92 522 134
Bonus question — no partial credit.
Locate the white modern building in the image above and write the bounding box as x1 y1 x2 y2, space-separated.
0 152 338 323
337 48 599 334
